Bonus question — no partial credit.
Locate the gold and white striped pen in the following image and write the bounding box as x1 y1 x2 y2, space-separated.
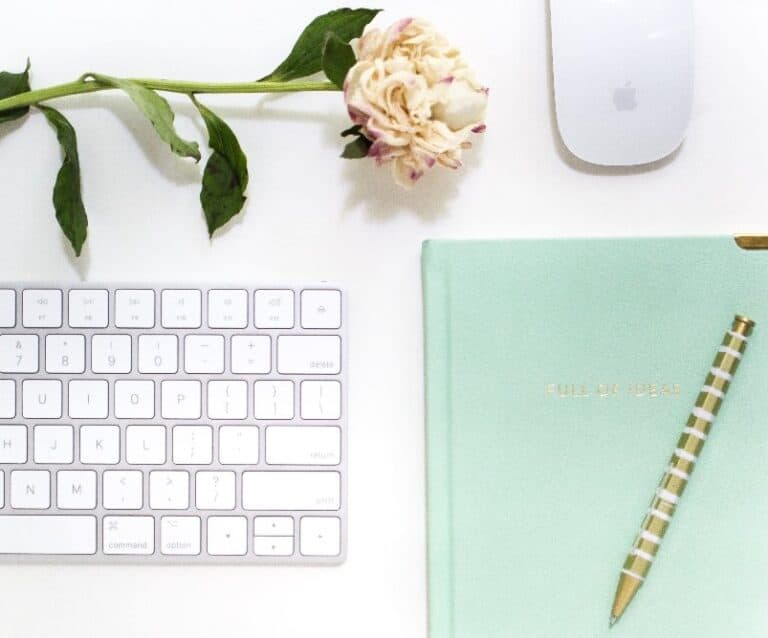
610 315 755 626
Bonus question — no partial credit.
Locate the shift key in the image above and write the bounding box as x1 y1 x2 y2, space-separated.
277 336 341 375
242 471 340 511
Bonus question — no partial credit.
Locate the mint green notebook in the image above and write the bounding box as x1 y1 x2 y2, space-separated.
423 237 768 638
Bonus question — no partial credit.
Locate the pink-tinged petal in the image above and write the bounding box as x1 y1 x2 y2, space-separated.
423 155 436 168
347 105 369 126
395 17 413 33
410 169 424 182
368 141 394 164
471 124 487 134
440 76 454 84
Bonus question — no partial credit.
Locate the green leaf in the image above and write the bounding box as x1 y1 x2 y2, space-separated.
89 74 200 161
0 59 32 124
261 8 379 82
322 32 357 89
193 97 249 237
38 105 88 256
341 124 363 137
341 134 372 159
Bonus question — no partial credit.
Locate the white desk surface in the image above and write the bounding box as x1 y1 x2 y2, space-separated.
1 1 767 636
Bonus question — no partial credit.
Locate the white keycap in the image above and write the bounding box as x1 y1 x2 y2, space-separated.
277 336 341 375
230 335 271 374
161 289 202 328
161 380 201 420
11 470 50 509
45 334 85 374
301 380 342 420
57 470 97 509
0 289 15 327
0 425 27 463
172 426 213 465
0 516 96 554
68 379 109 419
126 425 166 464
68 289 108 328
300 517 341 557
184 335 224 373
0 334 39 373
301 290 342 329
207 516 247 556
208 380 247 420
254 536 294 557
253 516 294 536
103 470 143 509
195 471 236 510
79 425 120 464
22 289 62 328
266 426 341 466
103 516 154 555
115 289 155 328
0 471 3 507
114 380 155 419
161 516 201 555
253 380 294 420
242 471 340 511
254 289 294 328
33 425 74 464
138 335 178 374
91 335 132 373
219 426 260 464
22 379 62 419
0 380 15 418
149 471 189 510
208 289 248 329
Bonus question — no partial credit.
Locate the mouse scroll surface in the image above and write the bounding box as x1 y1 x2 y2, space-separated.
550 0 693 166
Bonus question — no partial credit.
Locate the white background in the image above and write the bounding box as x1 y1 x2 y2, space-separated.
1 1 767 636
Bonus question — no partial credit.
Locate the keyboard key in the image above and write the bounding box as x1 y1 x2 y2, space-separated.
138 335 178 374
300 517 341 557
11 470 50 509
91 335 132 373
277 335 341 375
219 426 260 464
115 289 155 328
0 425 26 463
207 516 247 555
22 289 62 328
161 289 201 329
79 425 120 464
161 516 201 555
0 334 39 373
0 472 4 507
69 380 109 419
57 470 97 509
301 290 342 329
33 425 74 464
149 471 189 510
103 470 143 509
196 471 236 510
230 335 271 374
22 379 62 419
103 516 154 555
254 536 294 556
0 516 96 554
0 380 15 419
114 380 155 419
126 425 166 464
68 289 108 328
207 380 247 420
300 380 342 420
184 335 224 373
172 425 213 465
0 289 15 327
208 289 248 329
253 516 294 536
242 471 340 511
161 380 201 420
45 334 86 373
253 380 294 420
266 426 341 466
254 289 294 328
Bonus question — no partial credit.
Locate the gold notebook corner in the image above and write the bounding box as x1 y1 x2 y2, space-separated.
734 235 768 250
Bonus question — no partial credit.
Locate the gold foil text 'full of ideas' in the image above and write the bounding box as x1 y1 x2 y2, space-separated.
544 383 682 399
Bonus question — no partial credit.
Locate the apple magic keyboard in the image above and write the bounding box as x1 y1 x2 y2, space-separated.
0 284 346 563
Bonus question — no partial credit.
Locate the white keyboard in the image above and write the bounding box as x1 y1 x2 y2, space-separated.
0 284 346 563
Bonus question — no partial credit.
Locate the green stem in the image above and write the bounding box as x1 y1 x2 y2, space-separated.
0 76 339 113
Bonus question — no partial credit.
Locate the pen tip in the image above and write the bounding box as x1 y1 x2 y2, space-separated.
609 616 618 628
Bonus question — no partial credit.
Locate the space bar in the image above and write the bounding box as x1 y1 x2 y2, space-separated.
0 516 97 555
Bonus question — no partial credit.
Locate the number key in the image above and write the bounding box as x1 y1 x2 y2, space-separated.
0 335 39 373
45 335 86 373
92 335 131 373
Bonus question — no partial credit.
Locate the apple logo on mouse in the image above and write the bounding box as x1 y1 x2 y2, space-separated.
613 82 638 112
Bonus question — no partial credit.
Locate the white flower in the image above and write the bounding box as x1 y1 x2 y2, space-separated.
344 18 488 187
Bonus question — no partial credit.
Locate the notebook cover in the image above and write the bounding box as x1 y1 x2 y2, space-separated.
422 237 768 638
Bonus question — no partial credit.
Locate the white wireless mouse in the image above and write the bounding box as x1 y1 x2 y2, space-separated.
550 0 693 166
